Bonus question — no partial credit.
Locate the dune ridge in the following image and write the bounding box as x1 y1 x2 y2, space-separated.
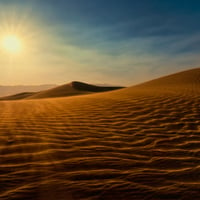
0 81 124 100
0 68 200 200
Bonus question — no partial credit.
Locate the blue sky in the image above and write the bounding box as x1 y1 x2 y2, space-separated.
0 0 200 85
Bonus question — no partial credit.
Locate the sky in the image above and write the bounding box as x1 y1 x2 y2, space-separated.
0 0 200 86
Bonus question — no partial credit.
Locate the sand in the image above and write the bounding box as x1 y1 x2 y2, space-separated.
0 68 200 200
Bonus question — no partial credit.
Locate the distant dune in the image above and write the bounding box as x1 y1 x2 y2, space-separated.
0 81 124 100
0 92 36 100
0 84 56 97
0 68 200 200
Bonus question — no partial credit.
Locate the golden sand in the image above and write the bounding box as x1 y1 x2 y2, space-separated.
0 68 200 199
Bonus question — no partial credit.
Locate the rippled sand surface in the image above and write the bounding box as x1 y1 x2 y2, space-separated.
0 68 200 200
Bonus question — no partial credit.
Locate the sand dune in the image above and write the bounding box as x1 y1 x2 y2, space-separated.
28 81 124 99
0 92 36 101
0 85 56 97
0 68 200 200
0 81 124 100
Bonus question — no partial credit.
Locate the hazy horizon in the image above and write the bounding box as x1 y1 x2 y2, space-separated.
0 0 200 85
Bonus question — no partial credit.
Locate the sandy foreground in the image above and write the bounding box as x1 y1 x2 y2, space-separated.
0 68 200 200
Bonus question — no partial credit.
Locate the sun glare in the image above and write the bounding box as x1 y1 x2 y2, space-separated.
2 35 22 54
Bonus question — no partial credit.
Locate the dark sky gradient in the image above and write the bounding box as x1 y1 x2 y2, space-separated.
0 0 200 85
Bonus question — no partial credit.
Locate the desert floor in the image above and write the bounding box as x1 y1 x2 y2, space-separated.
0 68 200 200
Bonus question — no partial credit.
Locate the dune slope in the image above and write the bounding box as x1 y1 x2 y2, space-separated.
0 68 200 200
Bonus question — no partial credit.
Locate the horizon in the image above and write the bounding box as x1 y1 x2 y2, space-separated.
0 66 199 88
0 0 200 85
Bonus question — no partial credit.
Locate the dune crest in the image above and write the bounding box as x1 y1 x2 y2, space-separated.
133 67 200 89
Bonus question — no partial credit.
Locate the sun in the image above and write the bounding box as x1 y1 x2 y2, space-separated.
2 35 22 54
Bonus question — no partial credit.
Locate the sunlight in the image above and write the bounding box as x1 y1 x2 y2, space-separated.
2 35 22 54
